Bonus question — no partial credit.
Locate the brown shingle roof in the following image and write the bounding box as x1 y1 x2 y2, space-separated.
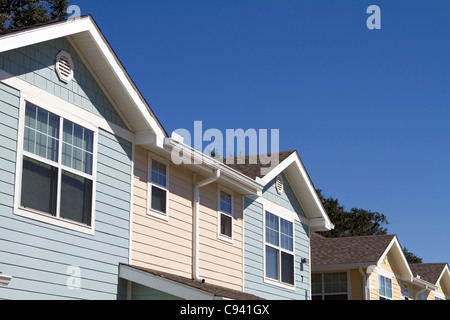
409 263 448 285
311 232 396 266
122 264 264 300
225 150 296 179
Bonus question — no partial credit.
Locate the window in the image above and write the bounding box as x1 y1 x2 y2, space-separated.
403 284 409 300
148 157 169 217
218 190 233 240
379 275 393 300
265 211 294 286
312 272 349 300
18 102 95 227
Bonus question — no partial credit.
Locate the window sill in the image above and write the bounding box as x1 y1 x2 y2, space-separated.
218 234 234 244
14 207 94 235
147 209 169 222
263 277 296 291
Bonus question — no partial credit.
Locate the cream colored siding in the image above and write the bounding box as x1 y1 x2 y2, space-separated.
131 146 244 291
349 269 364 300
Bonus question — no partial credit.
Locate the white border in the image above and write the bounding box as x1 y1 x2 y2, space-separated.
14 93 98 235
262 207 296 291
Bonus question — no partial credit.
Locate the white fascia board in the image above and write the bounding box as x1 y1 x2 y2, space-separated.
378 236 414 281
80 18 166 140
0 19 91 53
119 264 215 300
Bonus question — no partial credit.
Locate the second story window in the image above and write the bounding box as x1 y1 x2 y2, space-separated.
378 275 393 300
19 102 95 227
218 190 233 240
148 158 169 217
265 211 294 286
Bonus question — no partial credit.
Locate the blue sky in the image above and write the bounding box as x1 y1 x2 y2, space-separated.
74 0 450 265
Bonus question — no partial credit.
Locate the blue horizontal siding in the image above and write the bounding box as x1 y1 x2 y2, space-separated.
243 175 312 300
0 76 132 300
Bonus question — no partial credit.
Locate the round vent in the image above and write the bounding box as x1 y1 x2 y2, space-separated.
275 175 284 195
56 51 74 84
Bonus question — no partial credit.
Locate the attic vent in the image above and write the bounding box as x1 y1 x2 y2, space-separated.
56 51 74 84
275 175 284 195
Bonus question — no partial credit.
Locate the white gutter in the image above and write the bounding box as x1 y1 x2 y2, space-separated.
193 170 221 283
164 137 263 195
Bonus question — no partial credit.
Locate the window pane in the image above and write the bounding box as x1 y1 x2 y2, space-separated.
386 278 392 299
220 213 232 237
151 160 167 187
324 272 347 293
281 252 294 285
151 185 167 213
265 211 279 246
280 218 293 251
21 157 58 216
312 274 323 294
62 120 94 175
24 103 59 162
220 191 232 215
60 171 93 226
266 246 278 280
379 275 386 297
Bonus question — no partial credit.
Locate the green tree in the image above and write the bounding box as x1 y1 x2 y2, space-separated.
0 0 70 32
403 247 423 264
316 189 423 264
316 189 389 238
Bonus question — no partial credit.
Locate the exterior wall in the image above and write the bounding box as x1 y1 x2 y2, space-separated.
243 173 311 300
0 37 133 299
349 269 364 300
131 147 244 292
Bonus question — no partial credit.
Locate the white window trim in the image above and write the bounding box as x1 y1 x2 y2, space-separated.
263 208 296 290
14 94 98 235
147 153 169 221
378 274 393 300
217 186 234 243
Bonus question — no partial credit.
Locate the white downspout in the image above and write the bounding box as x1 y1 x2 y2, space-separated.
193 169 221 283
359 267 367 300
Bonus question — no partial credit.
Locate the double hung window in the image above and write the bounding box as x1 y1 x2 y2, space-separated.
265 211 295 285
148 158 169 217
19 102 95 227
219 191 233 240
378 275 393 300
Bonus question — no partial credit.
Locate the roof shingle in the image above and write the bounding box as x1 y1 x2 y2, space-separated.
311 232 396 266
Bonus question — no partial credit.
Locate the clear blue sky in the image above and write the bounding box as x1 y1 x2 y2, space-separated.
73 0 450 265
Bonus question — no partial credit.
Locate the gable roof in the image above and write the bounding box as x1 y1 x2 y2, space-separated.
0 15 167 144
409 263 450 295
311 232 396 266
226 150 333 231
311 233 414 280
409 263 448 284
225 151 295 180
